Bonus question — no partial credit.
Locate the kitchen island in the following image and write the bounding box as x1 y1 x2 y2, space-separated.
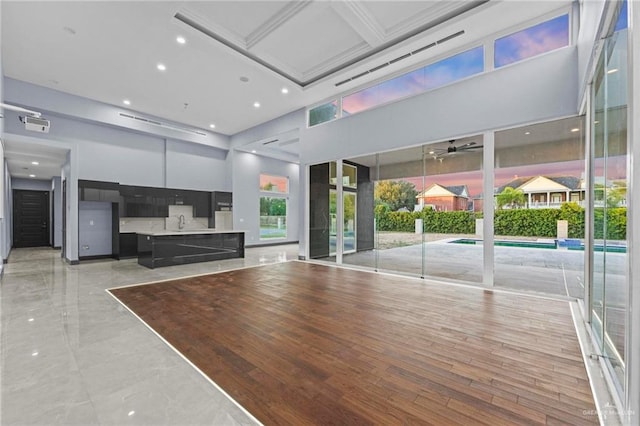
137 230 244 269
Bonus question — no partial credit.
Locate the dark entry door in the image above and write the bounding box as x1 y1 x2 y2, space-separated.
13 190 50 248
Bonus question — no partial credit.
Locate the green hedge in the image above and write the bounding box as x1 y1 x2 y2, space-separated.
374 204 626 240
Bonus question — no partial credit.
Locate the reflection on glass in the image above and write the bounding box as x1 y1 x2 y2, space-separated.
591 22 627 393
342 47 484 115
494 14 569 68
308 100 338 127
259 174 288 193
494 117 585 296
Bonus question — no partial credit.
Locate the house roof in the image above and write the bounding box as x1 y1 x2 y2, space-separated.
418 183 469 198
496 175 583 193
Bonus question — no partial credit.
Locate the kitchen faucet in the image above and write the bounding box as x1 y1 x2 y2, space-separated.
178 214 186 230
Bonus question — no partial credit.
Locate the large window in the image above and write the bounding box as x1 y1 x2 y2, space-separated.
494 14 569 68
259 174 288 240
342 46 484 116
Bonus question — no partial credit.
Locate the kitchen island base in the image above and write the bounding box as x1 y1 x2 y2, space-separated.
137 231 244 269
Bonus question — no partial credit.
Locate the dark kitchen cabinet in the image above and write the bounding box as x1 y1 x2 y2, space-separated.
118 233 138 258
79 180 120 202
120 185 168 218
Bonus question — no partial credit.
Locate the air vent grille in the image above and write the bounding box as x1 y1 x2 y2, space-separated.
335 30 465 87
119 113 206 136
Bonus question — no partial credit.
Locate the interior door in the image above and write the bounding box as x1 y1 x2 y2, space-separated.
13 190 50 248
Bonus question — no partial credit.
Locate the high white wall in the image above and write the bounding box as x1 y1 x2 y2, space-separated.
231 150 299 246
166 139 230 191
576 0 607 108
300 47 579 164
230 109 303 247
4 78 229 151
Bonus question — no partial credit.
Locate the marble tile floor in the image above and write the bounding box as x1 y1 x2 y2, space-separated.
1 245 299 426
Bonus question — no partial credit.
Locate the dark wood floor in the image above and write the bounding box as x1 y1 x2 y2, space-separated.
110 261 598 425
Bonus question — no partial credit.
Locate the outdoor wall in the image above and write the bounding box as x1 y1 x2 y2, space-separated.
300 47 579 164
231 150 299 246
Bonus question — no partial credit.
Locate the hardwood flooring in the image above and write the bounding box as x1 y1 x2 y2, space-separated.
109 261 598 425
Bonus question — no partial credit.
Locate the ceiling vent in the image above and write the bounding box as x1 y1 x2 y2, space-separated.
262 139 280 146
119 113 207 136
335 30 465 87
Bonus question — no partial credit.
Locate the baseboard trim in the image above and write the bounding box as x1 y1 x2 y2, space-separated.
79 254 113 262
64 258 80 265
52 246 61 250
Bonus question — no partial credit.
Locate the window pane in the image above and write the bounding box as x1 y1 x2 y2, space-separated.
494 14 569 68
343 68 424 115
423 46 484 91
309 100 338 127
260 174 288 193
342 46 483 116
260 197 287 239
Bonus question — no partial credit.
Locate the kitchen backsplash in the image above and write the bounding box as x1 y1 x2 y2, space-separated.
119 218 166 233
120 205 209 233
165 205 209 231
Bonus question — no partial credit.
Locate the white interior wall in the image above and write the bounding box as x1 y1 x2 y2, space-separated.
165 139 230 191
300 47 579 164
231 150 299 246
52 176 62 247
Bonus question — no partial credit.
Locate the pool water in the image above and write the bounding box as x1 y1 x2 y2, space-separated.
449 238 627 253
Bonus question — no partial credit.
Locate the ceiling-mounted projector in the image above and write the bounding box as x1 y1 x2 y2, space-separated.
19 115 50 133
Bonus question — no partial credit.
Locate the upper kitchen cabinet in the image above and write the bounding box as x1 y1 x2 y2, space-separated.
213 191 232 211
79 180 120 203
120 185 168 218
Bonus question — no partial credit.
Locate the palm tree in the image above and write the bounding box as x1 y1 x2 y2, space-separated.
496 187 526 209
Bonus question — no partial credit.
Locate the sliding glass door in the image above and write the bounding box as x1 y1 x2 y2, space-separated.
590 9 628 394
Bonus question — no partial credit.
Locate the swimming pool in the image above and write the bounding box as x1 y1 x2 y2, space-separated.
449 238 627 253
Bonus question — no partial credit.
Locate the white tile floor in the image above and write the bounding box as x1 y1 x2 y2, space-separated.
1 245 299 425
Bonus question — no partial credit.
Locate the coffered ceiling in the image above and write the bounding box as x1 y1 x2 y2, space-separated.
2 0 570 140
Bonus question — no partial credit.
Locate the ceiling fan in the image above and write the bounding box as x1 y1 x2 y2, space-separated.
429 139 483 160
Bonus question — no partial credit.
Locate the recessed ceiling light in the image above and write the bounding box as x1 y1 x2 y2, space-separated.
570 128 580 133
176 36 186 44
29 174 36 178
240 76 249 83
209 124 216 129
525 131 531 135
428 151 434 155
123 99 131 105
157 63 166 71
281 87 289 94
251 150 257 153
31 161 39 165
253 102 260 108
607 68 619 74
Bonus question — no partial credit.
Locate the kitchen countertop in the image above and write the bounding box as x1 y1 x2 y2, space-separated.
137 229 245 236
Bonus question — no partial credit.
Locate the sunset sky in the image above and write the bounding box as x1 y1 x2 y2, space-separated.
396 156 627 198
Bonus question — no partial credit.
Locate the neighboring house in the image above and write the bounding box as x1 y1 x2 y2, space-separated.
495 175 585 209
417 184 470 211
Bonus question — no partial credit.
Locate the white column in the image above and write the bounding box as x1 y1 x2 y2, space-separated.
625 1 640 422
482 131 494 287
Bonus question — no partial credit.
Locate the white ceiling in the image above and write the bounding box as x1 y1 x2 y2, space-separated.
3 139 69 180
1 0 572 179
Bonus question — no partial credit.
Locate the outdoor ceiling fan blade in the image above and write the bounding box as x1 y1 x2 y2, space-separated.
459 145 483 151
